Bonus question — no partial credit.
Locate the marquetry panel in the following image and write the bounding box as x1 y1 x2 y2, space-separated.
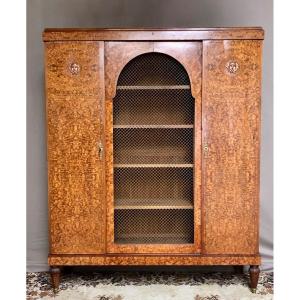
202 40 262 254
45 41 106 254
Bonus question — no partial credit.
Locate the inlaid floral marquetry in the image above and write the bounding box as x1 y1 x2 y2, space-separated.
69 62 80 75
207 63 216 71
226 60 239 74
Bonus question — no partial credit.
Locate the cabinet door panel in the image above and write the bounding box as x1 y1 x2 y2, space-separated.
45 42 106 254
202 40 261 254
105 42 202 254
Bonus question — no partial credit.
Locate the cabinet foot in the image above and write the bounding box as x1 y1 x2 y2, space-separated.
50 266 61 292
249 265 260 293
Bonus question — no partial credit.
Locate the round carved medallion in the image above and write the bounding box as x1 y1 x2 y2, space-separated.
69 62 80 75
226 61 239 74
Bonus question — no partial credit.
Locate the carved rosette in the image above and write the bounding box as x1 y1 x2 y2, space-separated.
69 62 80 75
225 60 239 74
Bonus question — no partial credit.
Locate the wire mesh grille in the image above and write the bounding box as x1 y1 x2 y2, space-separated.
113 53 194 245
114 128 193 164
115 209 194 244
117 53 190 86
114 168 193 207
114 89 194 125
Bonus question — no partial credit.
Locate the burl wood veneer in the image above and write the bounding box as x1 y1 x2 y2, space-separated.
43 28 264 293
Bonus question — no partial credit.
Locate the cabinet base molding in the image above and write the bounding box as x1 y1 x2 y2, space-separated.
49 254 260 266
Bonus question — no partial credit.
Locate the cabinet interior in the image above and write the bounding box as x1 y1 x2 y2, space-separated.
113 53 194 245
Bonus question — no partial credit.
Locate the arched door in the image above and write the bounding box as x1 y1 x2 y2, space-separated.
105 42 202 254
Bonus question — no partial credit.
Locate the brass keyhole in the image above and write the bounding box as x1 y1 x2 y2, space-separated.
98 141 104 160
203 144 209 158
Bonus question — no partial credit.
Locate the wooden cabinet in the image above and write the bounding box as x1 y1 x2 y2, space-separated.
43 28 263 292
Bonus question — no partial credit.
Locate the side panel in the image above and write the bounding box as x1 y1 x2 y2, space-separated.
202 40 262 254
45 41 106 254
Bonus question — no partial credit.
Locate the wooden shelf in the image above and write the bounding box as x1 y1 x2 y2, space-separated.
115 198 193 210
115 233 193 244
113 124 193 129
114 164 193 168
115 205 193 210
117 85 190 90
115 204 194 245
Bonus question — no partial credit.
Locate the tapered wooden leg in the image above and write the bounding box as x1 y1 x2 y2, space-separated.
50 266 61 292
249 265 260 293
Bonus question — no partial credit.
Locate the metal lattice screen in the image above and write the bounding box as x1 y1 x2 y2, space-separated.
113 89 194 125
117 53 190 86
114 128 193 164
113 52 194 245
115 209 194 244
114 168 193 207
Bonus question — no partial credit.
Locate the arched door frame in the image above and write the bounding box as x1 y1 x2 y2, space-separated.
105 41 202 254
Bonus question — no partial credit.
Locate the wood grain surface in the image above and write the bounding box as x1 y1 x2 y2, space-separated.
202 40 262 255
45 41 106 254
48 254 261 266
105 42 153 99
43 28 264 41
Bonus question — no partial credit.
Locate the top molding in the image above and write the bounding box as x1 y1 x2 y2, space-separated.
43 27 264 41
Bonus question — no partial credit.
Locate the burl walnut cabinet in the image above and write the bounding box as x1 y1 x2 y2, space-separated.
43 28 263 292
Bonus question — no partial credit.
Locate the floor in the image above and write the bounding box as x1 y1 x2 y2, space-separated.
26 270 273 300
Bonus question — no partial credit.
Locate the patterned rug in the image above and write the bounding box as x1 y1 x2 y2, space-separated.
26 270 273 300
